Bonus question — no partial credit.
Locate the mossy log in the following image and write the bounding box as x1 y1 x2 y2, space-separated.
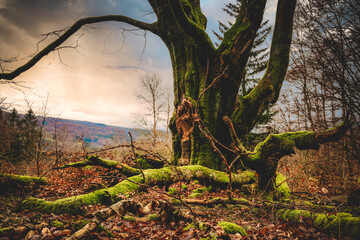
22 165 255 215
183 197 360 238
277 209 360 238
0 173 47 193
0 173 47 185
58 155 141 177
219 221 247 236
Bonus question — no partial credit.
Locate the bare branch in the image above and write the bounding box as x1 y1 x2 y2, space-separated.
0 15 158 81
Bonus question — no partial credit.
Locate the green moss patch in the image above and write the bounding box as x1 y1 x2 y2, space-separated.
123 215 135 221
275 173 290 200
51 220 64 228
189 192 202 198
149 214 160 221
193 185 212 194
168 187 178 195
183 223 196 231
218 221 247 236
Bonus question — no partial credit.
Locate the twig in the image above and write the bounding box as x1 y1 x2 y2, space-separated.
194 65 234 199
128 132 145 182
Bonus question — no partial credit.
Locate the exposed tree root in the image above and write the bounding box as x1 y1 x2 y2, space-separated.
67 200 143 240
22 165 255 214
277 209 360 238
182 197 360 238
58 155 141 177
67 198 201 240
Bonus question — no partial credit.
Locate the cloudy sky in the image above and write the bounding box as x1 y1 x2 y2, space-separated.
0 0 277 128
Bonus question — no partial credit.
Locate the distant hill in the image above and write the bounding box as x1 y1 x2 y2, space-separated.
43 118 139 148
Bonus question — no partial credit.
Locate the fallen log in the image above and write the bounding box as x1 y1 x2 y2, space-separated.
182 197 360 238
0 173 47 185
277 209 360 238
0 173 47 194
21 165 255 215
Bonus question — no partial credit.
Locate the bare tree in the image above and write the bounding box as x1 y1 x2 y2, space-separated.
272 0 360 192
135 73 165 147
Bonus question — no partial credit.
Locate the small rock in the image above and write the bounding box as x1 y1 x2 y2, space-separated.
35 222 48 230
231 233 242 240
41 227 51 235
25 230 37 240
28 234 41 240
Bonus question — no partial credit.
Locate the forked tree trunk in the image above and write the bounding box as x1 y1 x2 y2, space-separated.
154 0 268 170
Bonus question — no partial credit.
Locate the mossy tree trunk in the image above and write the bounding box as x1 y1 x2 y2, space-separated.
154 0 274 169
0 0 352 197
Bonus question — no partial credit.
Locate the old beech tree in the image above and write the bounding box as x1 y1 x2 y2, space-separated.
0 0 351 200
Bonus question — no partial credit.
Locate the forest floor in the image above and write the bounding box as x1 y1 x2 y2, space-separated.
0 166 357 240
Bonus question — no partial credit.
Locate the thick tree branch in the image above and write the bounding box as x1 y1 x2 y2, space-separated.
243 120 353 172
231 0 296 136
315 120 355 143
217 0 266 70
58 155 141 177
214 0 267 117
169 0 215 54
0 15 158 81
